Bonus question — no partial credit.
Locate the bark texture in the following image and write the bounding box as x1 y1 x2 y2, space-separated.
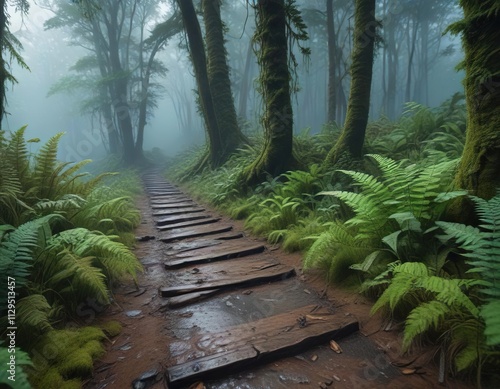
452 1 500 202
202 0 245 161
324 0 377 167
244 0 295 185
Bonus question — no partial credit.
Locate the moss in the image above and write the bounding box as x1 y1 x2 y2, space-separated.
82 340 106 359
30 367 82 389
100 320 122 338
29 327 107 384
58 349 94 378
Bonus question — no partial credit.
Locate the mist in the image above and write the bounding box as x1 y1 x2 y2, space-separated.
2 0 465 163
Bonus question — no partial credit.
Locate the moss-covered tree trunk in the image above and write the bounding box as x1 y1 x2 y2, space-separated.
244 0 295 185
202 0 245 161
326 0 336 124
177 0 225 169
324 0 376 167
453 1 500 202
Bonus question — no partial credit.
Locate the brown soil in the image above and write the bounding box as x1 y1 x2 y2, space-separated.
85 193 475 389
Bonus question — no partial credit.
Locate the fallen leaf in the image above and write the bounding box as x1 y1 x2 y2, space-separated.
188 382 206 389
333 374 341 382
311 354 318 362
329 340 342 354
401 368 416 375
305 314 328 321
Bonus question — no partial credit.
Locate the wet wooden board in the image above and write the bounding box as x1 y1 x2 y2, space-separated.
164 241 265 268
164 233 244 255
150 198 194 205
152 207 206 217
157 217 221 231
160 258 295 297
149 191 184 196
158 224 233 243
166 289 222 308
166 305 359 388
151 202 198 210
156 213 212 226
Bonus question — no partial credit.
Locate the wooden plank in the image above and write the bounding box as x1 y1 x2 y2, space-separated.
152 207 206 217
149 191 183 196
164 242 265 268
150 198 193 205
166 289 222 308
156 213 211 226
158 224 233 243
160 262 295 297
164 233 244 255
166 305 359 388
157 217 221 231
152 202 198 210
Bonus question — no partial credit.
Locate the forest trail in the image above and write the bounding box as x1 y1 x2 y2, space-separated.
86 170 472 389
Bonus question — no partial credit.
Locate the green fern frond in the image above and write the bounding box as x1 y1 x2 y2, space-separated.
0 344 32 389
47 228 141 283
481 300 500 346
403 300 450 350
0 215 61 309
16 294 53 335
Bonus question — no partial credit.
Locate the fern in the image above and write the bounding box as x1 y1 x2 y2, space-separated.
437 193 500 346
0 215 61 310
46 228 142 283
0 343 32 389
16 294 54 337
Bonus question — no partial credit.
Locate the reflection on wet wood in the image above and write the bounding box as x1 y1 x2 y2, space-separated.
160 257 295 297
167 289 222 308
166 305 359 388
156 213 212 226
164 241 265 268
151 202 197 209
158 224 233 243
152 207 206 217
157 218 221 231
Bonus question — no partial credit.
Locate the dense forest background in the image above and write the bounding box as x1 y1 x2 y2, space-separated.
1 0 499 388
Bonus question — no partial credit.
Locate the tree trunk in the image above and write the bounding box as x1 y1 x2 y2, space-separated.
324 0 376 167
177 0 224 169
243 0 295 185
238 39 253 119
451 1 500 219
326 0 336 123
405 19 418 104
0 0 7 125
202 0 245 160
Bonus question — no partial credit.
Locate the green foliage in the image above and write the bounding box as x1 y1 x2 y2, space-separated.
437 193 500 347
371 262 484 373
0 343 32 389
366 94 466 162
28 327 106 387
306 155 464 285
0 214 61 309
45 228 141 284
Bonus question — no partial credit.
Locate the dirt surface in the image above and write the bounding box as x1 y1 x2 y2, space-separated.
85 190 475 389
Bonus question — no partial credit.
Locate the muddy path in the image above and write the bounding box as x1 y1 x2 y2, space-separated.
85 170 473 389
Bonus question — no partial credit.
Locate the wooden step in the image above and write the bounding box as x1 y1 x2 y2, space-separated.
152 207 206 217
166 304 359 388
157 217 221 231
164 234 244 255
156 213 212 226
160 257 295 297
164 241 265 268
158 224 233 243
152 202 199 210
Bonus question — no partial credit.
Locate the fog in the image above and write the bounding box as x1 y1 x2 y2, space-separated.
2 0 465 163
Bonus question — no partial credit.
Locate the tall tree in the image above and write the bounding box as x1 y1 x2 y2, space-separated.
244 0 309 185
176 0 224 168
324 0 377 167
45 0 172 164
0 0 29 125
202 0 245 160
326 0 336 123
450 1 500 208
